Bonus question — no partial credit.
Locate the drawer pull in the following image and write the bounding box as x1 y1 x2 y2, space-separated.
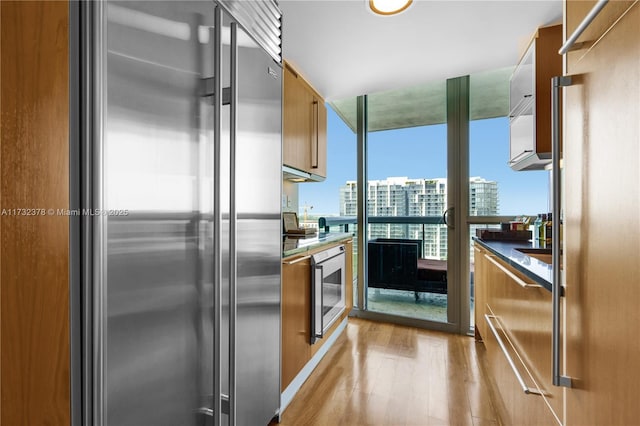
484 314 543 396
484 254 541 289
283 255 311 265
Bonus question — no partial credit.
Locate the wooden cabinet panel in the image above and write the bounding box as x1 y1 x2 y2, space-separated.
283 62 327 178
1 1 70 424
283 65 312 172
483 316 558 426
509 25 562 170
485 255 561 423
281 256 312 391
476 247 561 425
564 1 640 424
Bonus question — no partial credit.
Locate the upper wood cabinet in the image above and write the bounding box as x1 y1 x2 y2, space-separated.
283 62 327 179
509 25 562 171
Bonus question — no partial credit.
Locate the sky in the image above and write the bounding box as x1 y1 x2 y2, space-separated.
299 106 550 218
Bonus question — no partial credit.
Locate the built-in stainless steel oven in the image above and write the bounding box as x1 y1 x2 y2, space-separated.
311 245 346 344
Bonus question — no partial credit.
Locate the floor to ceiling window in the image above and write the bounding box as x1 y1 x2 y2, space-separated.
300 67 550 334
362 82 450 323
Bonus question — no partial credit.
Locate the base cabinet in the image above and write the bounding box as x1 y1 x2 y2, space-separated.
281 238 353 392
281 256 312 391
475 243 561 425
483 309 559 426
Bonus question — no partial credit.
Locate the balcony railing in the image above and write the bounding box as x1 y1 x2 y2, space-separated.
318 215 445 232
319 215 447 260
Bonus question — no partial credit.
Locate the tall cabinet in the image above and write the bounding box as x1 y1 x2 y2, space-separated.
563 1 640 424
1 2 71 424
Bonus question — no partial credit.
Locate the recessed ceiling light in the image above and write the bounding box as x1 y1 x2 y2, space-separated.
369 0 413 16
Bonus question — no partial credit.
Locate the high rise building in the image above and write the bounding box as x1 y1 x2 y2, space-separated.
339 176 498 259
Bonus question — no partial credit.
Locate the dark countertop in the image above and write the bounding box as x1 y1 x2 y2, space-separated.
283 232 353 258
473 237 553 292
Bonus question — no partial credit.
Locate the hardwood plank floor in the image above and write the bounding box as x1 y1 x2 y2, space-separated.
277 318 500 426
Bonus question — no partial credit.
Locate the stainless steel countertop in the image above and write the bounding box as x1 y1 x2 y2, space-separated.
283 232 353 258
473 237 553 292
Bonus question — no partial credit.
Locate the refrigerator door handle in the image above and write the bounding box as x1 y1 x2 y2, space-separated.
199 77 231 105
551 75 573 388
212 6 223 426
228 20 238 426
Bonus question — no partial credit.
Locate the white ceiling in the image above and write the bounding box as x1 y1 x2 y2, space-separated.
279 0 562 101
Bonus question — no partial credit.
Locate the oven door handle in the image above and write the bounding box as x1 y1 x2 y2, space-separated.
311 264 324 344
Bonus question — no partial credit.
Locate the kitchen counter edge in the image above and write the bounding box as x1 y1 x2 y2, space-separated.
283 232 354 259
473 237 553 292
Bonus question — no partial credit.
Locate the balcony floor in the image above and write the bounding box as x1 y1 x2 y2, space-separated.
367 289 448 323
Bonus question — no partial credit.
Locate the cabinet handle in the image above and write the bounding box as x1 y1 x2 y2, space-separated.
559 0 608 54
473 246 481 253
283 255 311 265
443 207 454 229
509 94 533 118
311 100 319 169
484 254 541 289
508 149 534 165
551 76 573 388
484 314 543 396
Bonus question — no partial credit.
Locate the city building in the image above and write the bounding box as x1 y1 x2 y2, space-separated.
340 176 498 259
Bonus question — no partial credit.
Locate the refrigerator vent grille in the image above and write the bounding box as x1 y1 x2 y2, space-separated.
220 0 282 63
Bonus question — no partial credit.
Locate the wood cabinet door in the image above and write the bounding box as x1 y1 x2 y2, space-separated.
564 1 640 424
484 257 560 425
483 314 559 426
532 24 562 157
281 257 312 391
1 2 71 424
283 65 312 172
486 255 561 423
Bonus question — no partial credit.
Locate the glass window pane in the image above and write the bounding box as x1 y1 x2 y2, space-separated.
470 70 550 216
365 82 448 323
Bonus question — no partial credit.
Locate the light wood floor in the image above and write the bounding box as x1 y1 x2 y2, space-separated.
276 318 500 426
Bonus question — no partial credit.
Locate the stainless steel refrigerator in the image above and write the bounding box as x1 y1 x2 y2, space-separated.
79 2 282 425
